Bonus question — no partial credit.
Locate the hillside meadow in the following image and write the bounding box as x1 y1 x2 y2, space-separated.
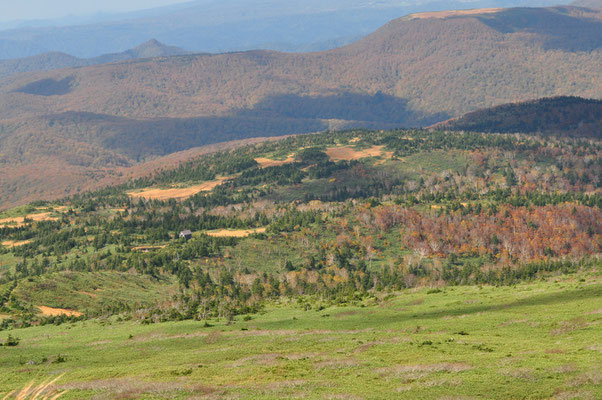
1 273 601 399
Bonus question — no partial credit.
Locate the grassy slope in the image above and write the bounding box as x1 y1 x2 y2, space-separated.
10 271 177 316
1 273 600 399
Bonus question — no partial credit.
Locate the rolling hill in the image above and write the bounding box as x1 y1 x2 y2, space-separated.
432 96 602 136
0 5 601 208
0 39 188 79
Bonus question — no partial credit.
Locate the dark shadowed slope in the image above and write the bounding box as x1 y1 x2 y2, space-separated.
432 96 602 137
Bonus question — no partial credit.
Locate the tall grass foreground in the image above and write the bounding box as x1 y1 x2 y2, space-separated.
2 375 66 400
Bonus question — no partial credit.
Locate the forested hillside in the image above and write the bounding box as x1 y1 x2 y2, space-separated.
1 127 600 326
433 96 602 136
0 126 600 398
0 6 601 208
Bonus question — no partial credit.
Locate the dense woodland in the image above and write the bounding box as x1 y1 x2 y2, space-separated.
0 128 600 330
435 96 602 137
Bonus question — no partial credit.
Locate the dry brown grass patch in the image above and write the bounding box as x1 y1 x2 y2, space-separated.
37 306 83 317
255 154 295 168
325 145 393 162
552 390 595 400
203 331 223 344
230 353 283 367
0 213 58 228
131 245 167 251
1 240 31 248
128 177 232 200
59 379 215 399
550 317 589 335
379 363 472 381
314 358 363 369
204 228 266 238
501 368 536 380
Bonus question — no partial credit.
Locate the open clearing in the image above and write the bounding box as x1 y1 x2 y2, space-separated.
132 245 167 251
1 240 31 248
2 275 600 399
0 212 58 227
255 154 296 168
127 177 232 200
408 8 502 19
204 228 267 237
326 145 394 161
37 306 83 317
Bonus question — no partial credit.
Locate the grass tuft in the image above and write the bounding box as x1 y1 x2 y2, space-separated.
2 375 66 400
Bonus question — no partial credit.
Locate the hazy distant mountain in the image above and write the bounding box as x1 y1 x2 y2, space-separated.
571 0 602 7
0 5 600 207
432 96 602 136
0 0 572 59
0 40 188 78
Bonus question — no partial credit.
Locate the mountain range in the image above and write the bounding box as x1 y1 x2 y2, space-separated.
0 0 572 59
0 5 601 209
0 39 188 79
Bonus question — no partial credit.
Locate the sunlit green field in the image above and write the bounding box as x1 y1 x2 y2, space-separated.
1 272 600 399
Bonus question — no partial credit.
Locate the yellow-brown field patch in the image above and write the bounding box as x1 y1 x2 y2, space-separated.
255 154 296 168
132 245 167 252
326 145 394 161
37 306 83 317
0 212 58 228
1 240 31 248
128 177 232 201
205 228 267 238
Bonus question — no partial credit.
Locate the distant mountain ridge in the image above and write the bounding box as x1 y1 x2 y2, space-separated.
0 40 188 79
432 96 602 137
0 0 572 59
571 0 602 8
0 5 600 208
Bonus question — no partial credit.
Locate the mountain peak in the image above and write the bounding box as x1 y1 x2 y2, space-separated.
135 39 163 49
129 39 187 58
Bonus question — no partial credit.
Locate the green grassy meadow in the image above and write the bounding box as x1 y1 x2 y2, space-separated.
1 272 600 399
